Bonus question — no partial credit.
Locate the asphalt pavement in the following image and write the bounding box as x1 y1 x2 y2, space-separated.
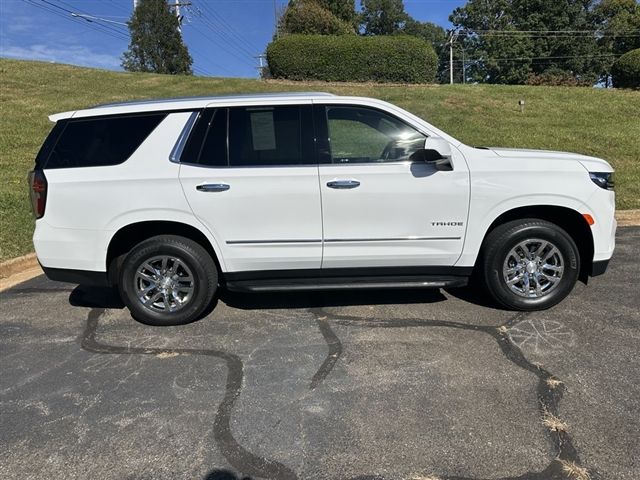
1 228 639 480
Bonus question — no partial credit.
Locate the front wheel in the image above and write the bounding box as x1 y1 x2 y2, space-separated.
481 219 580 311
118 235 218 326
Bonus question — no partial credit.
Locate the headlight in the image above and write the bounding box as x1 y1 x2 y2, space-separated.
589 172 614 191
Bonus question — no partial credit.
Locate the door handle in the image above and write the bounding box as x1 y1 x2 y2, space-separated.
196 183 230 192
327 179 360 189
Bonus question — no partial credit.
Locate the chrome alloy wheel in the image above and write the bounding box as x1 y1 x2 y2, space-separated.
134 255 195 313
502 238 564 298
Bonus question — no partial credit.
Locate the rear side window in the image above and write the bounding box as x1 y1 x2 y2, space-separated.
228 106 307 167
44 113 166 169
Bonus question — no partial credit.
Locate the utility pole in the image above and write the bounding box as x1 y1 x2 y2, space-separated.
132 0 191 33
255 54 267 78
462 48 466 84
273 0 279 39
446 30 457 85
168 1 191 33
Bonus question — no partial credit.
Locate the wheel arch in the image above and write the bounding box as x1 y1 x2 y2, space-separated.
106 220 224 284
478 205 594 282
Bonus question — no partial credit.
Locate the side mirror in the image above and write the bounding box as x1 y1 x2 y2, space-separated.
423 136 452 160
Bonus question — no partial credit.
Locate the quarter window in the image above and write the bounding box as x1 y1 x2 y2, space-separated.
326 106 426 164
45 113 166 169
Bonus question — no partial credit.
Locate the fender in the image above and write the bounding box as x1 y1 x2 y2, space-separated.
100 209 227 272
456 195 587 267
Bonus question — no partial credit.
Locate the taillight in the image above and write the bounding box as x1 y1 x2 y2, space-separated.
28 170 47 219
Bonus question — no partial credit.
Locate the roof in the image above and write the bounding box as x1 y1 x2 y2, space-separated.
49 92 337 121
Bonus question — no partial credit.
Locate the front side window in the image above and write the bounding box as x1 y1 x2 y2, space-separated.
326 106 426 164
228 106 304 167
45 113 166 169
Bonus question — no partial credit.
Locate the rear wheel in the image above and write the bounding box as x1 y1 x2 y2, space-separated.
481 219 580 310
118 235 218 326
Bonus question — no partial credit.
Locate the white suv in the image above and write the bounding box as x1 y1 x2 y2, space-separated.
29 93 616 325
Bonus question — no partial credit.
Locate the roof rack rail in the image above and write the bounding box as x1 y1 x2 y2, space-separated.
93 92 336 109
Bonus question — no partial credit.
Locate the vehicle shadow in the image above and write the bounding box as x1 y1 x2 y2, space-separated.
67 283 503 315
69 285 125 309
218 287 448 310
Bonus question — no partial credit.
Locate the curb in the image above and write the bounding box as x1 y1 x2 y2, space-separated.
0 253 38 279
0 253 41 292
0 210 638 292
616 209 640 227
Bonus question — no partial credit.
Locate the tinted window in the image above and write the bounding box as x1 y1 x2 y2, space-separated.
35 120 66 169
180 109 214 165
228 106 303 167
198 109 228 167
45 113 166 169
326 106 426 164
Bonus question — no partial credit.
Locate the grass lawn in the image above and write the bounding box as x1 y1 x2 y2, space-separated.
1 58 639 262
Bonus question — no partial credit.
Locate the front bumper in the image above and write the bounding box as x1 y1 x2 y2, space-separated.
590 259 610 277
41 265 110 287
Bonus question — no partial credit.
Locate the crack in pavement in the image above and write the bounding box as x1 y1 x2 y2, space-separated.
310 307 596 480
80 308 297 480
77 298 595 480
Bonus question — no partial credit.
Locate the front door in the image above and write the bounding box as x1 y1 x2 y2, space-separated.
179 104 322 272
316 104 470 269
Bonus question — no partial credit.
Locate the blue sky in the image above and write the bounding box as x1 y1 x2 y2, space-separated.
0 0 465 78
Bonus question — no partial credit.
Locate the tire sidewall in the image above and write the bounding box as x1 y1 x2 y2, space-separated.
119 239 216 326
486 223 580 310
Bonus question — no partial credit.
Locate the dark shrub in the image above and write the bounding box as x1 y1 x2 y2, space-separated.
612 48 640 89
266 34 437 83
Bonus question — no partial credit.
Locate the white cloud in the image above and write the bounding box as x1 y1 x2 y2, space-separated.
1 43 121 70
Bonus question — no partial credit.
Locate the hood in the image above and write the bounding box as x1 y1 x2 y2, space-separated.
489 147 613 173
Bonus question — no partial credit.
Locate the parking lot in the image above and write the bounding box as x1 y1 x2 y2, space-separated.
1 227 638 480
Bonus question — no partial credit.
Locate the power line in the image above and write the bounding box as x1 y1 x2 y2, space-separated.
196 0 261 53
48 0 130 36
186 23 254 68
192 7 256 60
451 53 622 63
21 0 129 41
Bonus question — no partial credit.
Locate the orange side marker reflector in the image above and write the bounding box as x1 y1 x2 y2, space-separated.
583 213 595 226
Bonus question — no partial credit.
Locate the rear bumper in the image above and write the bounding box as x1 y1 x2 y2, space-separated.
41 265 110 287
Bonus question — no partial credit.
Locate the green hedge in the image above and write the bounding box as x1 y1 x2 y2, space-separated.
612 48 640 89
266 34 437 83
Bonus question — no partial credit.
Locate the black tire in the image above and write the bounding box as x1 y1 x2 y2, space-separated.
481 219 580 311
118 235 218 326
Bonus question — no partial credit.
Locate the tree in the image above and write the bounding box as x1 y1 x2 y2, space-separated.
280 0 355 35
593 0 640 84
450 0 603 85
317 0 357 26
611 47 640 88
360 0 408 35
122 0 192 74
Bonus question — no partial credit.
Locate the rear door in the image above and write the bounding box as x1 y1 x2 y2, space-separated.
179 103 322 272
315 103 470 269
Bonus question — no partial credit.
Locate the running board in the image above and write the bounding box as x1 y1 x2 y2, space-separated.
225 275 468 293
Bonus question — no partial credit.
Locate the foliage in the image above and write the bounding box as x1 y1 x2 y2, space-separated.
266 34 437 83
450 0 602 85
316 0 358 26
593 0 640 83
525 68 593 86
402 19 447 56
281 0 355 35
360 0 408 35
122 0 192 74
611 48 640 88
